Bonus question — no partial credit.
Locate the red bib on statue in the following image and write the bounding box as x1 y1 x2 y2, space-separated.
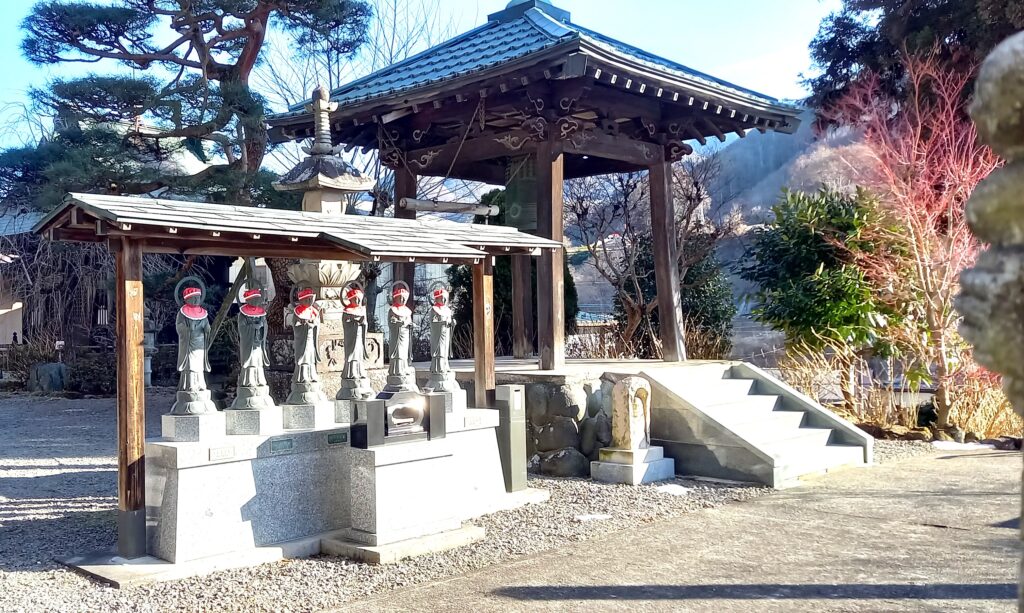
181 305 208 320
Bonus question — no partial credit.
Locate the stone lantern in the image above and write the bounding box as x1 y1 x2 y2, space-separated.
272 86 383 398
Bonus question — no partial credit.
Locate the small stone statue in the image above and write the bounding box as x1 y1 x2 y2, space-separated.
426 284 458 393
338 282 373 400
285 286 328 405
383 281 417 393
170 278 216 415
611 376 651 450
230 286 275 410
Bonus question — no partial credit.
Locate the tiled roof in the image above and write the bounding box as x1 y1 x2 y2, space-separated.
36 193 562 263
283 7 797 116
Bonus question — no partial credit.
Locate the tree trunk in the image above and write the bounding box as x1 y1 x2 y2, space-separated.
265 258 294 335
838 353 857 416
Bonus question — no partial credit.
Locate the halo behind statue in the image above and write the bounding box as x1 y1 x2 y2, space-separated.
428 281 450 299
236 277 267 304
174 276 207 307
342 281 365 307
290 285 316 304
390 280 410 296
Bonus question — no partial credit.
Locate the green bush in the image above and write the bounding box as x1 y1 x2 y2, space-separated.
69 351 116 396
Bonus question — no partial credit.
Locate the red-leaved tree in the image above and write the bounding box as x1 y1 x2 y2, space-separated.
827 50 1002 427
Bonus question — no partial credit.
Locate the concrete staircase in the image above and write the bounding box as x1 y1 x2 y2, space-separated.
640 362 872 488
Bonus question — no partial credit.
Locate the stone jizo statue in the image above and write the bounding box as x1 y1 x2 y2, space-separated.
170 278 216 415
383 281 417 393
285 286 328 405
338 282 373 400
610 376 651 450
230 286 275 410
426 284 458 393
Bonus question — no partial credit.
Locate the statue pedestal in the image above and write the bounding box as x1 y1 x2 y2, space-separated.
161 411 226 443
282 402 336 430
225 407 284 436
335 399 354 424
230 385 276 411
590 446 675 485
427 390 467 433
170 389 218 416
337 377 373 401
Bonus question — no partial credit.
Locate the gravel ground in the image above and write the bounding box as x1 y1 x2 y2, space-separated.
1 392 770 613
0 393 942 612
872 439 940 464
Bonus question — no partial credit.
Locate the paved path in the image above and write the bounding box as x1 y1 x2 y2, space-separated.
345 450 1021 613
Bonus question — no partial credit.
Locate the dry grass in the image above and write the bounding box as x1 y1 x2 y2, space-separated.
948 367 1024 438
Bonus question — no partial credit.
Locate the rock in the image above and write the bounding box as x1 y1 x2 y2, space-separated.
579 416 598 458
599 378 615 416
949 426 966 444
585 384 603 418
932 429 955 442
905 428 934 442
887 425 910 439
965 432 983 444
536 416 580 452
27 363 70 393
548 385 586 421
857 423 884 439
984 436 1023 451
539 448 590 477
594 411 612 447
526 453 541 473
526 384 550 427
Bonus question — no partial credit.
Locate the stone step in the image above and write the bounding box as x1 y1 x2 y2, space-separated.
703 395 780 414
758 427 835 455
777 445 866 483
682 378 757 403
720 409 807 432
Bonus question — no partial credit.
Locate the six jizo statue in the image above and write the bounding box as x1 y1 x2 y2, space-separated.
426 283 458 393
170 277 217 415
338 282 373 400
230 285 276 410
383 281 417 393
285 286 330 406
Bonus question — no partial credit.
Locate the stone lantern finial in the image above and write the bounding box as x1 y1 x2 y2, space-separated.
306 84 339 157
272 85 376 211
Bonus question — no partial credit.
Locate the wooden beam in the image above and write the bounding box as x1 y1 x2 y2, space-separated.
512 255 534 359
649 161 686 362
404 134 539 177
115 237 146 558
535 139 565 370
393 167 418 290
473 257 496 407
563 131 664 166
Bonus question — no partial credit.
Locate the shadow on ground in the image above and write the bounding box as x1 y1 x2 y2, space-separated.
492 583 1017 601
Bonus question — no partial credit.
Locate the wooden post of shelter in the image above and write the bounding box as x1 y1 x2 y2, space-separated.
473 257 496 407
511 255 533 359
393 166 418 290
649 160 686 362
114 237 147 558
536 139 565 370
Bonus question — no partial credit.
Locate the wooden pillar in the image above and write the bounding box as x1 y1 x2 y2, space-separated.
473 258 496 407
536 139 565 370
649 161 687 361
115 237 146 558
511 255 534 358
393 166 417 290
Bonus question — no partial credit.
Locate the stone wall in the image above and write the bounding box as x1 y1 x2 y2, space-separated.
525 379 612 477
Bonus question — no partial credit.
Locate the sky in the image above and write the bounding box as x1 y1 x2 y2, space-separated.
0 0 840 147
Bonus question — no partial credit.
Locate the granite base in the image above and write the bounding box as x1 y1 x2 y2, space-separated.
161 412 226 442
225 407 284 436
282 402 336 430
321 524 484 564
590 445 675 485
